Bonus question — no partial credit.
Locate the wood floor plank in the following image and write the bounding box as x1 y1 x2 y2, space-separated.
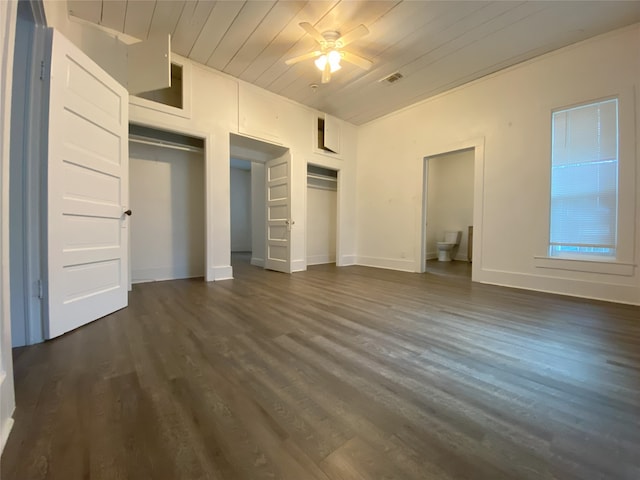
2 254 640 479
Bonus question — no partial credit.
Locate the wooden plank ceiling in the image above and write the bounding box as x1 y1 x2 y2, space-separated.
67 0 640 125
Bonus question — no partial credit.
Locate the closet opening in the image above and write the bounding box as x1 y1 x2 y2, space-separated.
9 0 47 347
129 124 206 284
306 164 338 265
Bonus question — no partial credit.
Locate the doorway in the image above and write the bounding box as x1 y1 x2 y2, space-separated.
229 133 291 275
419 140 485 280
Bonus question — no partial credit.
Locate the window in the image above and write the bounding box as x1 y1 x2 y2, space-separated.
549 98 618 258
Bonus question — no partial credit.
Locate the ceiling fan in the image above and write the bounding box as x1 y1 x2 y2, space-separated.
285 22 373 84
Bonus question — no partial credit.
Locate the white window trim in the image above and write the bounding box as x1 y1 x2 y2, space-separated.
533 256 635 276
548 97 619 259
537 87 636 275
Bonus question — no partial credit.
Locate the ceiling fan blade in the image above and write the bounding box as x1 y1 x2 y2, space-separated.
341 51 373 70
336 24 369 48
321 61 331 84
299 22 326 45
284 50 322 66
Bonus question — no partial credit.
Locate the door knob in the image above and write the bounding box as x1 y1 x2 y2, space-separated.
124 209 132 216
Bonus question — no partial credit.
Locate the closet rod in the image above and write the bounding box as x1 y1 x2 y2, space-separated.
307 173 337 182
129 135 204 153
307 183 337 192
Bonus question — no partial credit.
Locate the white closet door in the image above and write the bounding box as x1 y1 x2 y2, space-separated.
46 30 129 339
264 152 292 273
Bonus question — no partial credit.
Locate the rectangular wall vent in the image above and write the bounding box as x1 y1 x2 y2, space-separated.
379 72 403 84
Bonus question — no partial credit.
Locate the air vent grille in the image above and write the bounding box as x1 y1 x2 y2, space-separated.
379 72 403 84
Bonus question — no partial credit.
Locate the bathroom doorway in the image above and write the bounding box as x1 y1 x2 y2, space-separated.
420 140 485 280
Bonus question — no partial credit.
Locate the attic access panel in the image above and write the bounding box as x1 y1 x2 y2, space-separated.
317 115 340 154
136 63 183 109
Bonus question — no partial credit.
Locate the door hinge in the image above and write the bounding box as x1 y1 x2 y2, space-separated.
40 60 45 80
35 279 43 299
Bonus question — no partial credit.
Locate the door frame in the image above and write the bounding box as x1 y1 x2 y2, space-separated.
1 0 19 453
9 0 48 346
417 138 485 279
228 133 291 273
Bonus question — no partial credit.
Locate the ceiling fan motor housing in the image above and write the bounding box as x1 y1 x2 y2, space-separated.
322 31 342 49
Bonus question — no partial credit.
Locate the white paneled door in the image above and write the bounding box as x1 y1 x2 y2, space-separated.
264 152 292 273
46 30 129 339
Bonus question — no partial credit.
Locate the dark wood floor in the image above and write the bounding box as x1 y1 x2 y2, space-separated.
3 255 640 479
425 259 472 278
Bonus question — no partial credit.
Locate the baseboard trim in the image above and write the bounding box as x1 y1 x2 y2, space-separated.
251 257 265 267
209 265 233 281
338 255 357 266
307 254 336 266
132 274 203 285
1 417 14 455
356 256 416 273
0 369 14 455
132 266 205 283
478 267 640 306
291 259 306 273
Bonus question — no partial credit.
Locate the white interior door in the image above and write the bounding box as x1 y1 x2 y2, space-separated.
264 152 292 273
45 30 129 339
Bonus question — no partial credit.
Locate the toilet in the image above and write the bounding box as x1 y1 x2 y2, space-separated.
436 231 462 261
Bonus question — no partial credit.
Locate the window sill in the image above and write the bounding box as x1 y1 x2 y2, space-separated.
534 256 635 276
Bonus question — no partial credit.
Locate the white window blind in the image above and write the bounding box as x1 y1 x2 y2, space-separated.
550 98 618 257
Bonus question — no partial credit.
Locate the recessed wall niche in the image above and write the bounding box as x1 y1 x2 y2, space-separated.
135 62 183 109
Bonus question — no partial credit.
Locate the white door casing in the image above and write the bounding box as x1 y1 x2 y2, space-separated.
46 30 129 339
1 0 18 454
265 152 292 273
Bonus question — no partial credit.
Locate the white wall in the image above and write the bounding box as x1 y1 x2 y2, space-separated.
0 0 17 454
426 149 474 261
34 7 639 305
43 5 359 281
230 167 251 252
129 142 205 282
357 25 640 304
307 186 337 265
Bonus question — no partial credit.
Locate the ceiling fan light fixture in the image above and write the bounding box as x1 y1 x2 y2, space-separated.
314 50 342 73
288 23 371 83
